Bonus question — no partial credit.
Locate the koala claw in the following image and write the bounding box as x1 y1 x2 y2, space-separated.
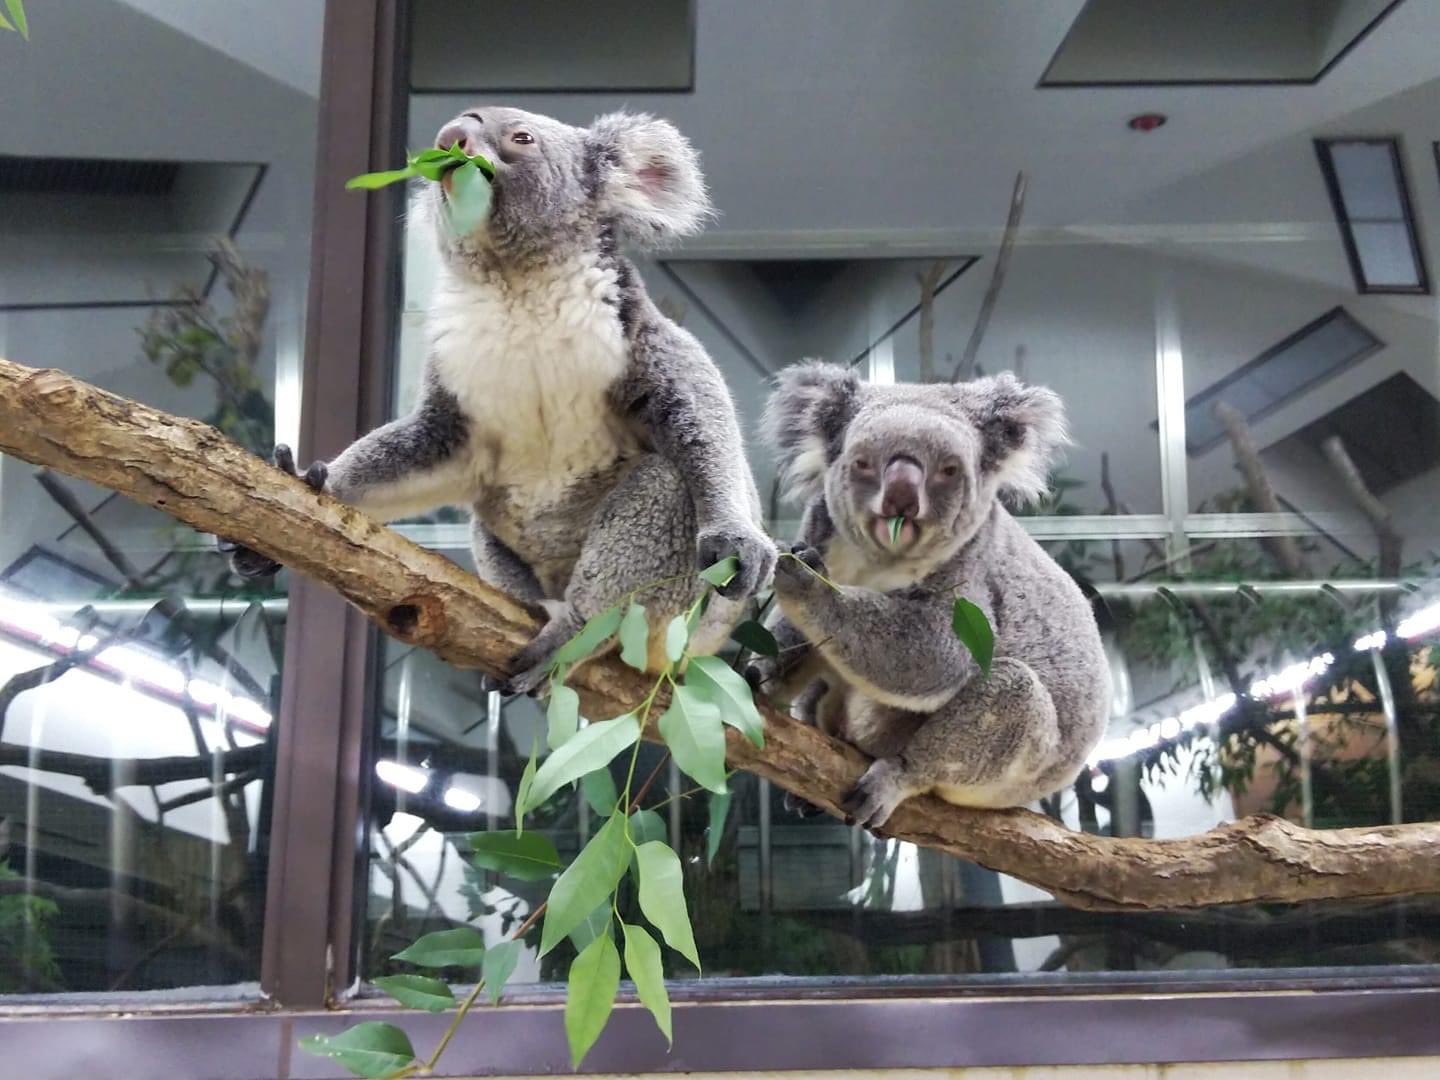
774 544 827 593
841 757 911 831
222 446 329 579
697 523 777 601
782 790 825 819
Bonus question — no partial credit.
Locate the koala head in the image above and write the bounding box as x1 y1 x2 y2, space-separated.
425 106 711 265
764 362 1068 562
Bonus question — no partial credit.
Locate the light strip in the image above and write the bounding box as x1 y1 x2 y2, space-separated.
376 759 429 794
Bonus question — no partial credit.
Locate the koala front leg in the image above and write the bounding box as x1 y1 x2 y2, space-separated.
226 385 471 578
772 547 985 712
614 335 777 601
842 658 1059 829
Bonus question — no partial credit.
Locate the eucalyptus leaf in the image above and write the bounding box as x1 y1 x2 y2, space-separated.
344 166 418 190
618 603 650 671
514 735 539 835
446 159 493 236
686 655 765 748
0 10 12 34
888 515 904 547
635 840 701 970
299 1022 416 1078
546 682 580 749
622 922 672 1046
663 615 688 663
581 766 619 817
657 685 728 794
468 831 562 881
699 555 740 588
730 619 779 657
372 974 454 1013
567 900 612 953
549 606 624 670
706 790 732 866
565 933 620 1069
482 940 522 1005
1 0 24 39
952 596 995 677
629 807 667 847
540 813 629 956
522 713 639 816
391 927 487 969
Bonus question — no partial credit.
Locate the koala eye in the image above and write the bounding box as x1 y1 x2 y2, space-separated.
938 461 961 480
510 131 535 145
853 458 876 476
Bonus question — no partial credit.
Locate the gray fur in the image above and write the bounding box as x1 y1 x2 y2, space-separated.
752 363 1108 827
229 107 773 689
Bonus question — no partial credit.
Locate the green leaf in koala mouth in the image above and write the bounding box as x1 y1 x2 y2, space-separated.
344 144 496 190
887 516 905 547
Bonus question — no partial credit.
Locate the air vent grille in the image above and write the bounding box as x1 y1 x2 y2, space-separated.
0 156 181 196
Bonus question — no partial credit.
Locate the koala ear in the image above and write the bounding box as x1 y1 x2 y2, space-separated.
963 372 1069 503
762 361 862 504
588 112 712 249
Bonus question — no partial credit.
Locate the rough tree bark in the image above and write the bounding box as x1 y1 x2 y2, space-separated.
2 356 1438 911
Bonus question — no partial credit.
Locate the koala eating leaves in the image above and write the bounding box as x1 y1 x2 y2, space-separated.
228 107 775 690
751 362 1110 829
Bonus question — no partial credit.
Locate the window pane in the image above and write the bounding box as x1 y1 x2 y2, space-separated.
1351 222 1422 287
1329 142 1406 220
363 2 1440 994
1 2 320 994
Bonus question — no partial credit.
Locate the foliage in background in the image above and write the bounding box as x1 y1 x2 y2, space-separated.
0 859 61 992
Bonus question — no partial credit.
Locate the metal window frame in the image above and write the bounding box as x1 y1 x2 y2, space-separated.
6 1 1440 1074
1314 135 1431 296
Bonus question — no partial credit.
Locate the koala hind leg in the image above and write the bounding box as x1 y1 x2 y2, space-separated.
842 658 1060 829
504 454 702 694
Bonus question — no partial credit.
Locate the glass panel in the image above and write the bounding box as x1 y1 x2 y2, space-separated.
1329 142 1406 220
0 2 320 993
1352 222 1422 287
364 2 1440 994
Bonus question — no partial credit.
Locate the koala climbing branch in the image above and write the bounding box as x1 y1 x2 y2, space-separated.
2 355 1438 912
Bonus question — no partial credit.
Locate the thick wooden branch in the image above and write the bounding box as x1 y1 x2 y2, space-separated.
2 356 1438 911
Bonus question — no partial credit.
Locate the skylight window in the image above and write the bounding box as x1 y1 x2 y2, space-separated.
1182 307 1383 455
1315 137 1429 294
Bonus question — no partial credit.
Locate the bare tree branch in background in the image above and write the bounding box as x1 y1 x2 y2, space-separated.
1213 401 1308 578
915 260 948 382
952 171 1027 383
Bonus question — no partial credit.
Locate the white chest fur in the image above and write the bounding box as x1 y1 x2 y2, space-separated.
427 256 638 499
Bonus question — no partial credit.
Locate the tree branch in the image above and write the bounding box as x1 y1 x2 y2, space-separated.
2 356 1438 910
1213 401 1308 578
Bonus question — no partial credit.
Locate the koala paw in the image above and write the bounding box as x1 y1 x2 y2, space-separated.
841 757 913 831
783 790 826 819
697 521 777 601
221 445 330 579
773 544 827 595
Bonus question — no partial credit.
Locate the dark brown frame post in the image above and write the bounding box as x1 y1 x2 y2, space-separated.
260 0 406 1006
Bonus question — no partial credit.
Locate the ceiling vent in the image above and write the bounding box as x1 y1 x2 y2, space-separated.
0 157 263 311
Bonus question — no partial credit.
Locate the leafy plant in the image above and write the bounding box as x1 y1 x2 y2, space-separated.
0 860 61 992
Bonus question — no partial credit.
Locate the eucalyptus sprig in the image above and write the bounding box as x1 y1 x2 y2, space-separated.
0 0 30 38
346 145 497 236
302 557 766 1075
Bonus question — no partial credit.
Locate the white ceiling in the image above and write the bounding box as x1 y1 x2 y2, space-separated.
409 0 1440 245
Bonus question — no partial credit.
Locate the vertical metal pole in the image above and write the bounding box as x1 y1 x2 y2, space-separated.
1370 647 1403 824
1154 280 1190 573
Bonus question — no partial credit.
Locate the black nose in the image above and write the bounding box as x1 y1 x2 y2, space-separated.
437 118 481 156
880 457 924 519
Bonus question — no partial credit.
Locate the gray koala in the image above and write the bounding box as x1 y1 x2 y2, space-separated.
750 362 1109 829
229 107 775 690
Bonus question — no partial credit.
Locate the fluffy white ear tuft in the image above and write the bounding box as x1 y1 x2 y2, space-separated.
762 360 862 505
589 112 712 249
961 372 1070 504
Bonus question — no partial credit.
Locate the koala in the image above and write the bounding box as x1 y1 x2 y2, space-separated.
228 107 775 691
750 362 1109 829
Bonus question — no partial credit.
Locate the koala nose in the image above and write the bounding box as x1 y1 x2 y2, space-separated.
880 457 924 519
437 118 482 156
